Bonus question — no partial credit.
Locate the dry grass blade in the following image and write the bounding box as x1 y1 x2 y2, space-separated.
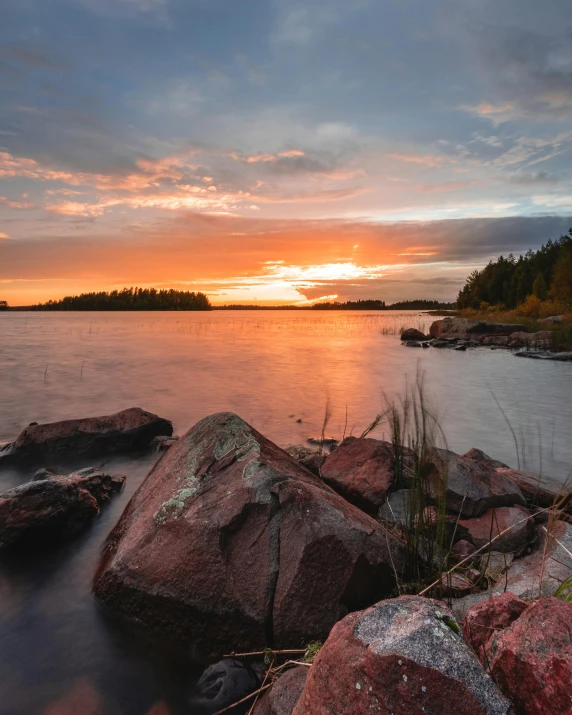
212 684 273 715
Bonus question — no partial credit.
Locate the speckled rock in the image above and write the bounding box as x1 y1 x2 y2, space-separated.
378 489 413 527
463 593 528 661
487 597 572 715
93 413 407 660
427 448 526 518
459 506 534 553
320 437 403 516
252 666 308 715
293 596 512 715
0 407 173 465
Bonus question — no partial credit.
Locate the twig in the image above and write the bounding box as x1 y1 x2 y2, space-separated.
247 665 271 715
419 506 553 596
223 649 305 658
212 684 272 715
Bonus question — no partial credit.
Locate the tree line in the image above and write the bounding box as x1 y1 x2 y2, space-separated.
30 288 212 311
457 230 572 310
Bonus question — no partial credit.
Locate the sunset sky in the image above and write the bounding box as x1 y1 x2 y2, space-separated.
1 0 572 305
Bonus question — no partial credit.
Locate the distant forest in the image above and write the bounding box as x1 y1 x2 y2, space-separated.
457 230 572 310
30 288 212 311
1 295 458 311
213 299 455 311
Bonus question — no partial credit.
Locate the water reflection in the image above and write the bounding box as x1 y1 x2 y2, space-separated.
0 310 571 713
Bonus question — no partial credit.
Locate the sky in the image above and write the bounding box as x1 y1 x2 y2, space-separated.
1 0 572 305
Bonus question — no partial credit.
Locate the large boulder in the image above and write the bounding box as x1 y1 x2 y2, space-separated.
428 448 526 518
459 506 534 553
0 469 125 550
252 666 308 715
293 596 512 715
430 317 528 340
0 408 173 465
93 413 406 660
320 437 399 516
487 597 572 715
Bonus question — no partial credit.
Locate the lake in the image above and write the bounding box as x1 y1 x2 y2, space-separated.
0 310 571 714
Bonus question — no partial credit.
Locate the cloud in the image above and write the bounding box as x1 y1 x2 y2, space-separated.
462 18 572 121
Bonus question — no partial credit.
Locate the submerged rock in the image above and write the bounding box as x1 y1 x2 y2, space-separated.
405 340 422 347
293 596 512 715
0 469 125 551
0 407 173 465
93 413 406 660
400 328 428 341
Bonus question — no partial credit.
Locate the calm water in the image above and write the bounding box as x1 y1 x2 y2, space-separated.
1 310 571 714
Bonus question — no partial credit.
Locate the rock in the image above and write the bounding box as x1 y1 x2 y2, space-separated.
482 336 510 347
454 344 467 351
298 453 326 477
150 435 179 452
378 489 413 527
292 596 512 715
452 520 572 621
459 506 534 553
0 469 125 550
538 315 564 324
430 317 528 340
463 593 527 662
43 678 108 715
452 539 478 561
190 659 260 714
422 342 430 348
400 328 428 341
405 341 422 347
431 339 453 348
509 330 552 349
427 448 526 518
487 597 572 715
463 449 509 470
306 436 338 446
93 413 407 660
0 408 173 465
481 551 515 580
515 350 572 361
252 666 308 715
494 467 569 509
440 572 477 597
320 437 399 516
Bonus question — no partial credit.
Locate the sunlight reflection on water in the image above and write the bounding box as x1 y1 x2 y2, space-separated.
0 310 571 714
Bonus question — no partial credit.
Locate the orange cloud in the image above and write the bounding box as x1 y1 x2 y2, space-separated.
386 152 449 167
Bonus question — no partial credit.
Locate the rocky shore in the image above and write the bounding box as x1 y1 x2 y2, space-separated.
0 408 571 714
400 317 572 360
